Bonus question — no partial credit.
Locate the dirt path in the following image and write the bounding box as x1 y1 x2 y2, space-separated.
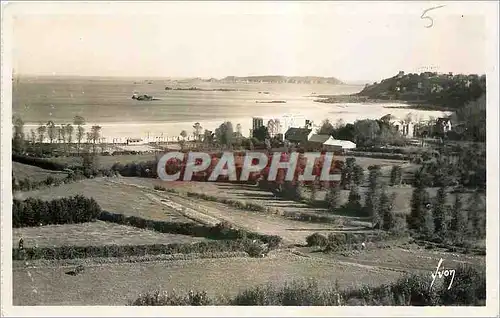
107 178 373 245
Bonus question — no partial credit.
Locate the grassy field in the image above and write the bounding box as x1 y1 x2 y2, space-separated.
298 242 485 273
102 178 374 244
13 251 404 305
13 221 207 248
14 178 194 223
12 162 68 182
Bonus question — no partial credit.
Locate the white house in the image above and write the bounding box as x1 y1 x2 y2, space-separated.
304 134 356 151
126 138 147 145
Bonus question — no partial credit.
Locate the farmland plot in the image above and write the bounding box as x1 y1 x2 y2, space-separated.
14 178 194 223
13 221 207 248
12 162 68 182
13 251 403 306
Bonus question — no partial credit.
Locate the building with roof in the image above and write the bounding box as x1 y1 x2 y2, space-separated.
302 133 357 152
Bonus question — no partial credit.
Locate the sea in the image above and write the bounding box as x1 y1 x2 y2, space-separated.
12 76 452 142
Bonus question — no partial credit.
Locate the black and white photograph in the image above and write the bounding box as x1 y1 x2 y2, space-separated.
1 1 498 316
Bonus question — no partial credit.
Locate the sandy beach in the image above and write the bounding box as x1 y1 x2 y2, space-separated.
15 77 451 142
22 103 451 143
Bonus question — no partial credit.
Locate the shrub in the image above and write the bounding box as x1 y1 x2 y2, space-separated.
439 264 486 305
154 185 166 191
306 233 328 247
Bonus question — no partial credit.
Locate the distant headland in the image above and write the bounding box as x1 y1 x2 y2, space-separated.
203 75 344 85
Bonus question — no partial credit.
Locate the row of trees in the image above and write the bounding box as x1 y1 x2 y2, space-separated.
409 181 486 244
12 115 102 156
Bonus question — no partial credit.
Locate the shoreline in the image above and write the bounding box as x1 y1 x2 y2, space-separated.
314 94 454 112
21 102 452 142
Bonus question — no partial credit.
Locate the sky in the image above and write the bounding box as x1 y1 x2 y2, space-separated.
9 2 489 83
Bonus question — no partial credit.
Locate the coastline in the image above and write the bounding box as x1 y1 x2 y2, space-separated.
21 102 452 143
314 94 454 112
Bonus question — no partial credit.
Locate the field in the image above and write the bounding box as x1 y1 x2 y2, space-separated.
11 154 486 306
13 251 405 306
12 162 68 182
13 221 207 248
14 178 194 223
15 177 373 245
298 242 485 273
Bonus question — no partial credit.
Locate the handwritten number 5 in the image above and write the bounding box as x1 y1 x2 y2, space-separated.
421 5 446 28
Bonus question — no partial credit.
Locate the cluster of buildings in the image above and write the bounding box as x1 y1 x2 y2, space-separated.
250 115 357 152
284 128 356 152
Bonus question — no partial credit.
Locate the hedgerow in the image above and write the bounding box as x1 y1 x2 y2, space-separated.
13 240 265 261
98 211 282 249
13 195 101 227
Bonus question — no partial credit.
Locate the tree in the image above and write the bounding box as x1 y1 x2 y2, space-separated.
236 123 243 137
380 190 395 230
215 122 234 147
432 186 448 237
203 129 214 144
90 125 101 154
352 164 364 186
409 182 430 231
346 185 362 212
74 115 85 155
252 126 269 142
420 203 435 238
325 183 341 211
193 122 203 141
467 191 486 239
318 119 334 135
12 116 25 154
449 194 467 242
332 123 355 142
36 124 46 144
353 119 380 147
30 129 36 145
46 121 57 144
365 165 383 224
341 157 356 190
455 94 486 142
180 130 188 140
390 165 403 186
65 124 74 153
59 124 67 148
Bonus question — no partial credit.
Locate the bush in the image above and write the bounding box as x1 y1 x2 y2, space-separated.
154 185 166 191
439 264 486 305
130 290 212 306
306 233 328 247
